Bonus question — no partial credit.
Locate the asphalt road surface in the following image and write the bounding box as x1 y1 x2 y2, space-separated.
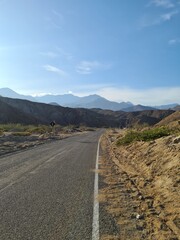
0 130 103 240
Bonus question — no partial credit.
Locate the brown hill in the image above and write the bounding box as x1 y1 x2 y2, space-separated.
173 105 180 111
156 111 180 128
0 96 175 127
0 98 39 124
93 109 175 127
0 96 118 127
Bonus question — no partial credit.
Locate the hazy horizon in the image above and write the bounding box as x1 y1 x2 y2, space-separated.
0 86 179 107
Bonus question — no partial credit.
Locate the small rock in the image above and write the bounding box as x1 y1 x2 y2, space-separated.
138 195 143 200
173 136 180 144
131 212 138 219
132 213 145 220
136 213 145 220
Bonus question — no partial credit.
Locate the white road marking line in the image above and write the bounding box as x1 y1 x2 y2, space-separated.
92 138 100 240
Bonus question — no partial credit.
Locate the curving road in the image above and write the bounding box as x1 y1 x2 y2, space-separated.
0 130 103 240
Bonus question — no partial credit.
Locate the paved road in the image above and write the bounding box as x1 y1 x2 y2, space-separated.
0 130 103 240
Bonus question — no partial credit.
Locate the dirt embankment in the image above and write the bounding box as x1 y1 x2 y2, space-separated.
99 130 180 240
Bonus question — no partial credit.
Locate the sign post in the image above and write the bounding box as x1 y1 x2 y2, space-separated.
50 121 56 135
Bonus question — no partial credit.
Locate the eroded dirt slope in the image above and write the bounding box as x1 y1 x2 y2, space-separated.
99 130 180 240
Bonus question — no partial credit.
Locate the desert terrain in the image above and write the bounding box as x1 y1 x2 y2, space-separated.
99 112 180 240
0 124 92 157
0 112 179 239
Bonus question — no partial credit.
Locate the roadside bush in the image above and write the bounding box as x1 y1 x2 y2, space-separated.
28 125 50 134
117 127 172 146
0 124 52 134
12 132 31 136
0 123 29 132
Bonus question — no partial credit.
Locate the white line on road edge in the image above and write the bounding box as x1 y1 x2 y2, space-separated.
92 138 100 240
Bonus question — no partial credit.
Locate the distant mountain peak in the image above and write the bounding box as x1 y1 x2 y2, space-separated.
0 88 21 97
0 87 178 112
0 88 34 101
0 87 17 93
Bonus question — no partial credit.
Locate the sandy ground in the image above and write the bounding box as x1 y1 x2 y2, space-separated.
99 130 180 240
0 130 87 157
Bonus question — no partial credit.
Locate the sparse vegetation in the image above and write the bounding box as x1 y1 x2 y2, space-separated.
11 131 31 136
0 123 95 136
0 124 93 156
101 128 180 240
27 125 52 134
117 126 172 145
0 124 54 134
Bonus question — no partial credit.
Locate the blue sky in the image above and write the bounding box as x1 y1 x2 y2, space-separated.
0 0 180 105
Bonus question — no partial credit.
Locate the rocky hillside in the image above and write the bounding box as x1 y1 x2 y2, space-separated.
0 99 39 124
156 111 180 128
93 108 175 127
0 96 118 127
0 96 176 127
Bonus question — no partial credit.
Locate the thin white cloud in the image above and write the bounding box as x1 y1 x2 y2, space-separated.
168 38 180 44
52 10 64 20
45 17 62 29
142 0 179 28
161 10 178 20
43 64 67 77
40 48 73 61
76 61 111 74
73 83 113 96
31 92 54 97
56 47 73 61
45 10 64 30
40 51 58 58
97 87 180 105
140 10 178 28
149 0 175 8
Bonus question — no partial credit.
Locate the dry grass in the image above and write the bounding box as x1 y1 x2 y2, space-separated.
0 124 93 156
99 122 180 240
101 235 119 240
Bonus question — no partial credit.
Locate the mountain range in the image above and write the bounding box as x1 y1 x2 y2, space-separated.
0 95 175 127
0 88 179 112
